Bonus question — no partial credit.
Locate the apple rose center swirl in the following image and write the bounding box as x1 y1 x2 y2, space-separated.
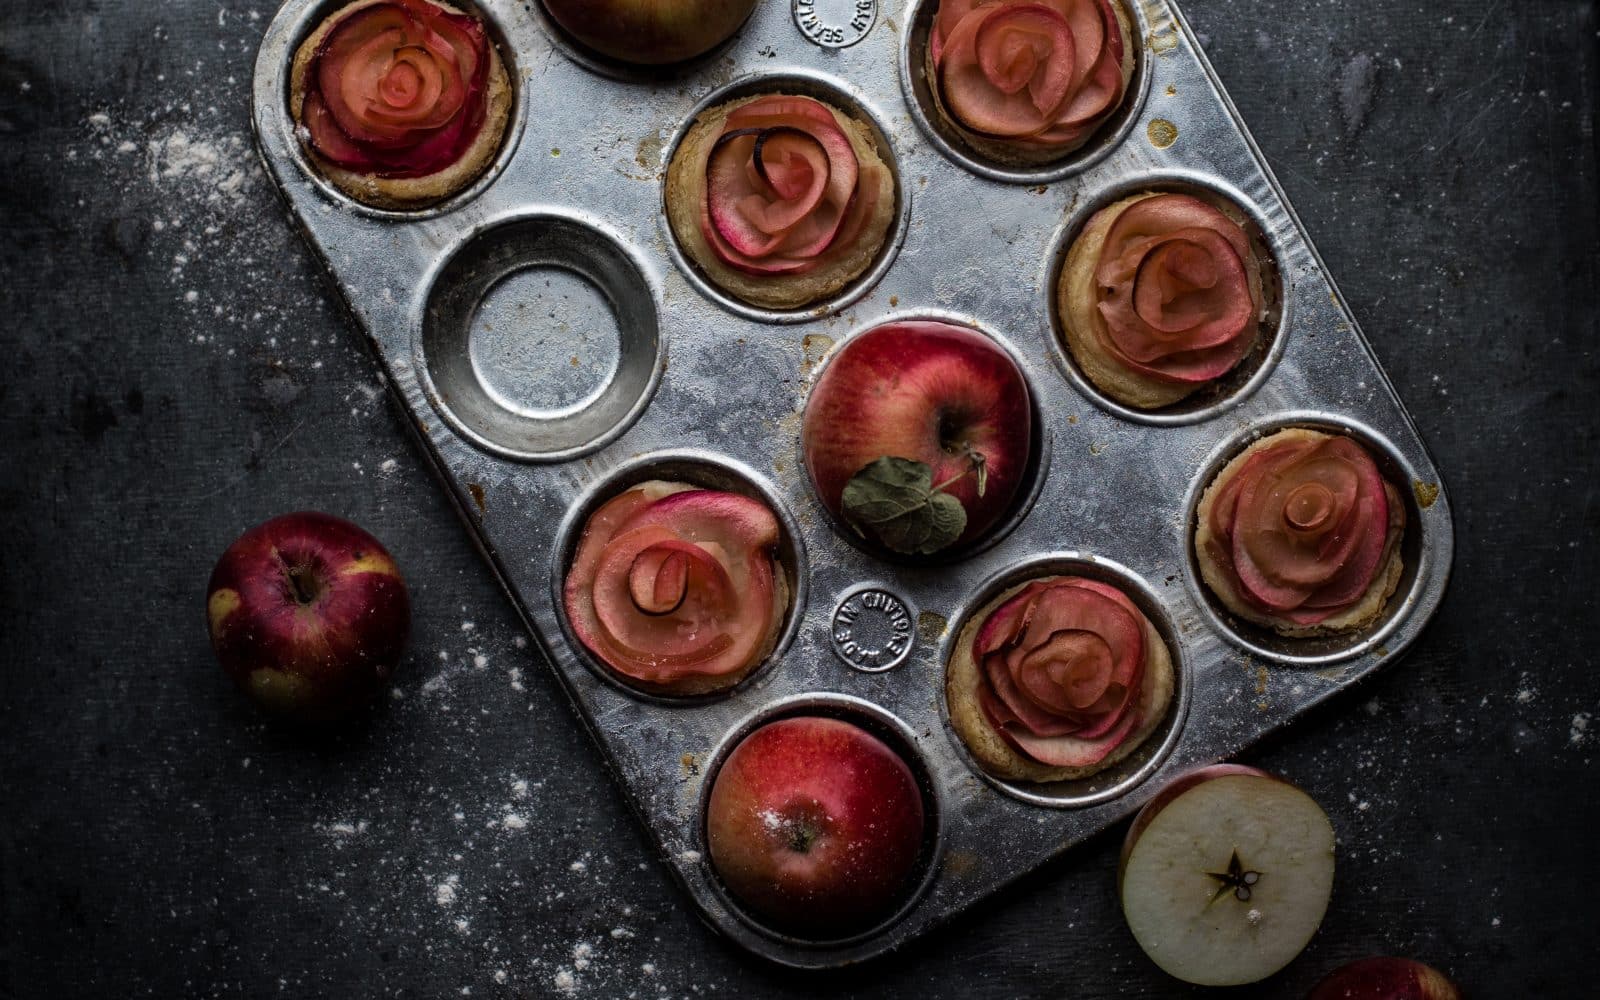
1092 193 1259 383
1205 435 1402 625
974 577 1153 767
696 96 884 275
564 485 785 687
932 0 1129 149
302 0 493 178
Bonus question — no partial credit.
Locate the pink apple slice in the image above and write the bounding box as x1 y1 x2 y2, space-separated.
939 4 1076 138
1119 767 1336 986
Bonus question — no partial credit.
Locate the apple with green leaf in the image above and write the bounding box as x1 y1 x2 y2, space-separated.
1308 957 1462 999
801 319 1034 556
1119 764 1336 986
542 0 760 65
705 716 928 937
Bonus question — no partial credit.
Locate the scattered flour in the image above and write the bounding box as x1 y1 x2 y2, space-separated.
434 875 460 907
1573 713 1592 746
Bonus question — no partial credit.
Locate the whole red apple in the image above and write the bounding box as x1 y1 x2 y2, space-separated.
206 512 411 723
801 319 1034 555
705 715 927 937
543 0 760 65
1308 957 1462 1000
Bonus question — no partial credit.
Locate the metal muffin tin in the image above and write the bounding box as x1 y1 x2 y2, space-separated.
252 0 1455 967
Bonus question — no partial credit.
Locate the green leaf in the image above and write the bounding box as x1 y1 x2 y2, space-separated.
840 457 968 555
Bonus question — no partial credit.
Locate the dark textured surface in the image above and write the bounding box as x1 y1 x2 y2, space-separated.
2 1 1596 997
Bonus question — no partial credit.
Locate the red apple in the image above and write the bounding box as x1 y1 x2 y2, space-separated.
1119 764 1337 986
206 512 411 723
1308 957 1462 1000
801 320 1034 555
705 715 927 936
542 0 760 65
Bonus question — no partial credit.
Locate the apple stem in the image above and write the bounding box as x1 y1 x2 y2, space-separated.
931 447 987 499
287 565 320 605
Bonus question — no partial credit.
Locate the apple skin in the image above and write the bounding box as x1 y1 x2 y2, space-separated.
1308 958 1462 1000
206 512 411 724
801 320 1035 552
542 0 760 65
705 715 928 937
1118 763 1271 888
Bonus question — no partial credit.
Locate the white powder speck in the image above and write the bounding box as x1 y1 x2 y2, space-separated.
1573 713 1592 746
435 876 460 907
1246 908 1263 926
1515 688 1535 704
677 849 702 863
509 667 525 692
453 918 470 935
472 653 489 670
569 860 587 873
513 635 528 649
610 926 633 939
493 971 507 984
502 812 527 831
511 779 529 799
184 290 198 303
553 970 576 994
460 620 476 632
87 112 111 128
380 458 398 473
641 963 656 976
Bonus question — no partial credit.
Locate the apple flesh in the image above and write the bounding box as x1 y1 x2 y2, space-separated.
705 715 927 937
1119 765 1336 986
542 0 760 65
207 512 410 723
1308 957 1462 1000
801 319 1034 553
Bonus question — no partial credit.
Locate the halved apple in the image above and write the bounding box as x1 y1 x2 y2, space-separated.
1118 765 1336 986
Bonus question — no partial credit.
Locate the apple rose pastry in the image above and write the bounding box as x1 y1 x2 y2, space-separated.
1059 192 1266 409
947 575 1174 782
928 0 1136 165
290 0 512 209
564 481 789 695
665 94 897 310
1195 429 1406 637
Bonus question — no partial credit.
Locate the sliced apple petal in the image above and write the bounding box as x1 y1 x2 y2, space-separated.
1120 769 1336 986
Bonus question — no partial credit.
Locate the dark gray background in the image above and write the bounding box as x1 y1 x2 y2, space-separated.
2 1 1596 997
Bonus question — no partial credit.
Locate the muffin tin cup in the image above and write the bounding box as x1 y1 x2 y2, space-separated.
899 0 1155 185
1044 168 1291 426
1181 412 1435 668
253 0 1455 969
798 309 1053 566
264 0 528 220
548 449 810 704
691 692 944 948
940 553 1193 809
659 68 914 325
